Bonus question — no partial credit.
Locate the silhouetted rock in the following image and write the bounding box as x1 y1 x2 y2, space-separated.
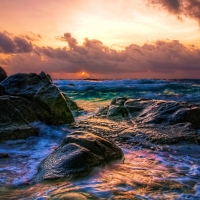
0 153 9 158
32 131 123 183
0 72 74 124
0 85 5 95
0 66 7 82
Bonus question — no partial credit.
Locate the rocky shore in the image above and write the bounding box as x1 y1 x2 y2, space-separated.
0 67 200 185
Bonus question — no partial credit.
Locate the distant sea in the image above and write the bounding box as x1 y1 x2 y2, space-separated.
54 79 200 103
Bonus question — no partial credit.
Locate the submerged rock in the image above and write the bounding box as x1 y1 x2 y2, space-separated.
0 66 7 82
32 131 123 183
0 72 74 124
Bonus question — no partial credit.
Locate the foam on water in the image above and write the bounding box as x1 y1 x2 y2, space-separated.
0 123 70 186
54 79 200 103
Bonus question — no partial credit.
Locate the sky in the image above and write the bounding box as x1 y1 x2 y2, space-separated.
0 0 200 79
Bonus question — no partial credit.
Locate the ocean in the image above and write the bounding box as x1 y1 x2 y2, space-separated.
0 79 200 199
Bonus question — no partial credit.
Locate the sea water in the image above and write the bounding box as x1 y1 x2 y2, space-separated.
0 79 200 199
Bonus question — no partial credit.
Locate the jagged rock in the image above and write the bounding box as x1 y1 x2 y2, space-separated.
90 98 200 145
0 72 74 124
0 66 7 82
32 131 123 183
124 99 200 128
0 95 49 141
62 93 80 111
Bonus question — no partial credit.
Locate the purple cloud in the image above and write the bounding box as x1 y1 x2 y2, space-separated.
147 0 200 23
0 32 33 54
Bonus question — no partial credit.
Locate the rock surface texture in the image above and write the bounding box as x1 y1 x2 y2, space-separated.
0 72 74 124
0 69 75 141
32 131 124 183
75 98 200 146
0 95 47 141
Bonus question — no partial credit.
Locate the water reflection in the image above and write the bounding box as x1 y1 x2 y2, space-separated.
1 146 200 199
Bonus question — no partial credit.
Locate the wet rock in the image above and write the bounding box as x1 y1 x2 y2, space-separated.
124 99 200 128
62 93 80 111
107 105 128 120
0 95 48 141
96 106 109 117
52 192 89 200
0 66 7 82
88 98 200 146
0 72 74 124
118 122 199 145
32 131 123 183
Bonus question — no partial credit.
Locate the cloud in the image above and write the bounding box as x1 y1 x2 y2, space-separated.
1 33 200 79
147 0 200 23
0 32 33 54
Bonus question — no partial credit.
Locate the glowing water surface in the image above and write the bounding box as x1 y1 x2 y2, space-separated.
1 79 200 199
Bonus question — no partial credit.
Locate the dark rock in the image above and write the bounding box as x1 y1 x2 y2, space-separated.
32 131 123 183
96 106 109 117
88 98 200 146
0 66 7 82
110 97 128 106
0 95 48 141
62 93 80 111
0 72 74 124
0 85 5 95
0 153 9 158
124 99 200 128
107 105 128 120
118 122 199 145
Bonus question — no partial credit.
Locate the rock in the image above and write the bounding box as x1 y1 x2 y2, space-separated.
0 85 5 95
52 192 89 200
0 153 9 158
118 122 199 145
32 131 123 183
62 93 80 111
0 66 7 82
0 72 74 124
110 97 128 106
90 98 200 146
107 105 128 120
0 95 49 141
124 99 200 128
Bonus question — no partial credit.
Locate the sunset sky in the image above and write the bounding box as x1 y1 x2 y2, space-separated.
0 0 200 79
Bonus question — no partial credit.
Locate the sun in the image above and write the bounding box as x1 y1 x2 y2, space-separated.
82 72 85 75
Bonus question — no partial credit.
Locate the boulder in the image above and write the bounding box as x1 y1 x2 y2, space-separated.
124 99 200 128
62 93 80 111
0 66 7 82
0 72 74 124
0 95 49 141
32 131 124 183
91 98 200 145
